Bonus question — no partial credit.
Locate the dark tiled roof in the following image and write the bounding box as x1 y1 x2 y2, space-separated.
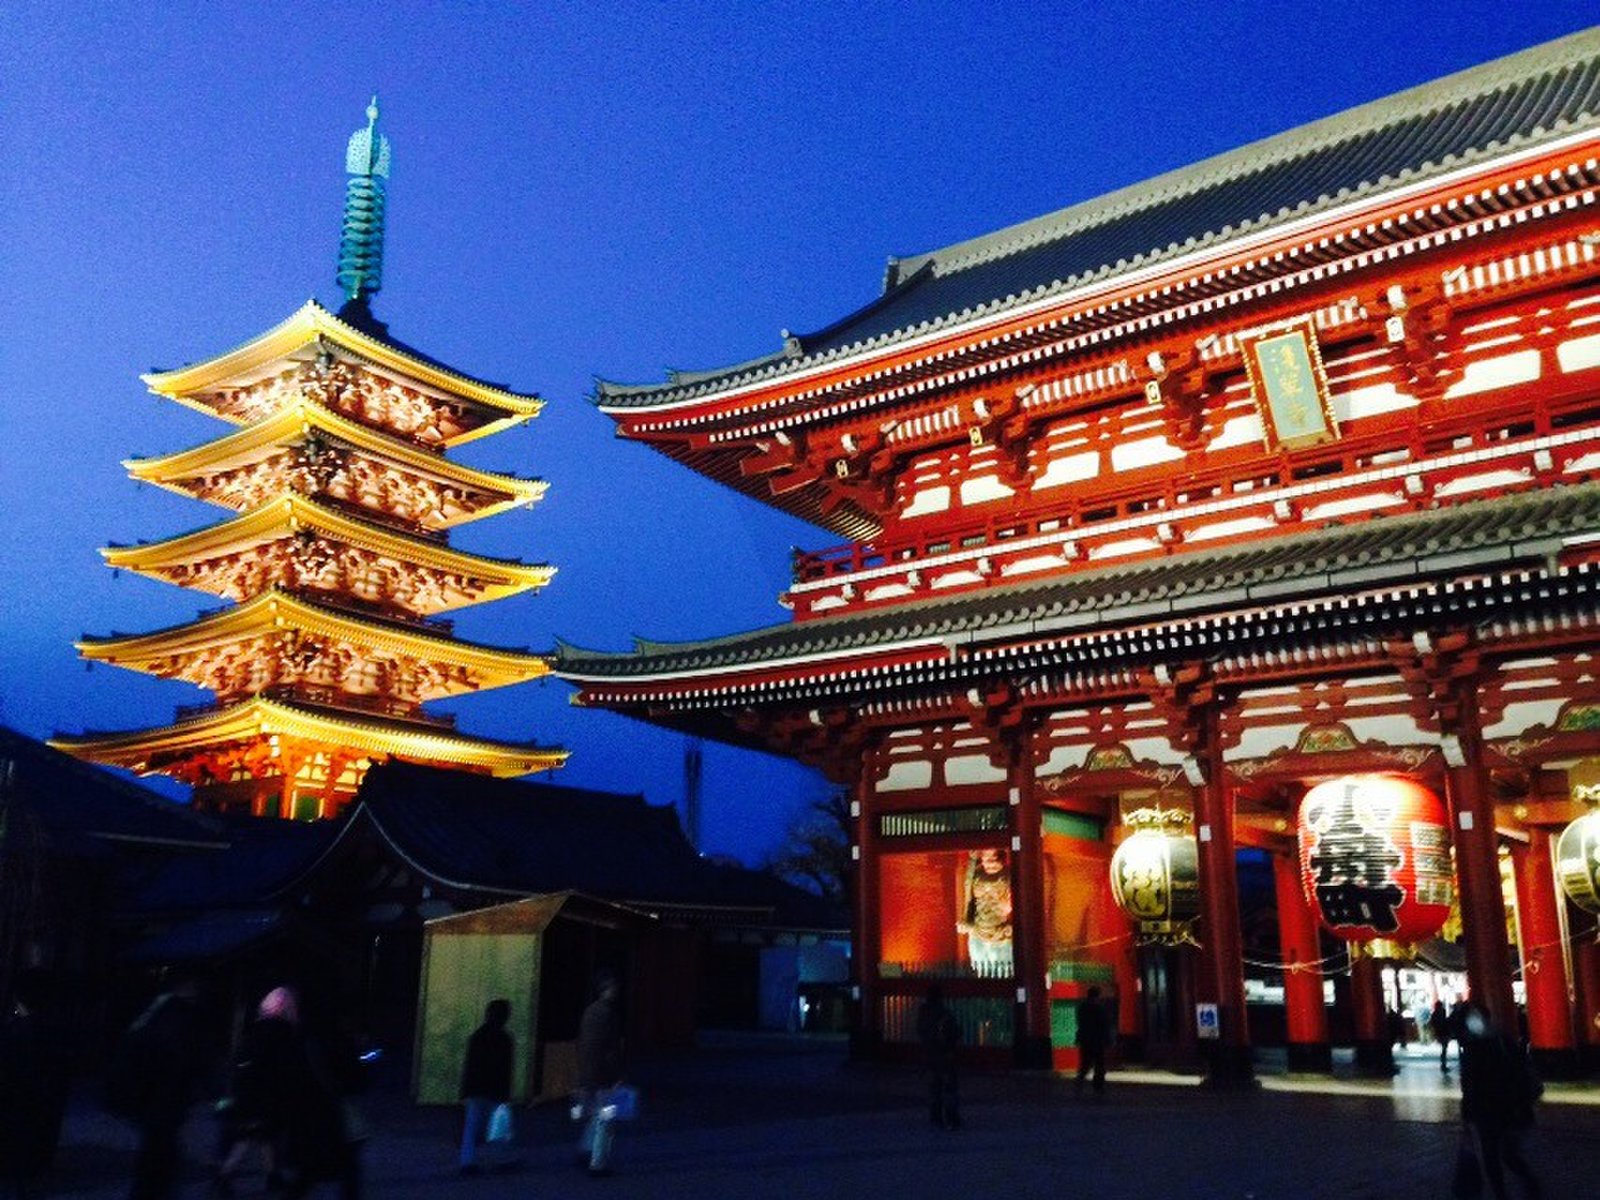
553 483 1600 677
357 763 845 930
0 725 226 855
122 817 340 914
598 28 1600 407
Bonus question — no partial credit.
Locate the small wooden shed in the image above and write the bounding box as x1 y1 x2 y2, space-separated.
413 892 664 1104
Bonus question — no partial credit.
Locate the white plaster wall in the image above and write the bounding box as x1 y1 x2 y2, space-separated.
878 760 934 792
1208 413 1264 451
1557 332 1600 373
902 486 951 518
1482 699 1566 740
1033 450 1100 491
945 754 1008 786
960 476 1014 505
1335 382 1417 421
1301 492 1404 521
1443 349 1541 399
1111 434 1185 473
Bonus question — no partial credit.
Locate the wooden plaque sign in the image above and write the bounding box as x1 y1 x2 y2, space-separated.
1242 323 1339 450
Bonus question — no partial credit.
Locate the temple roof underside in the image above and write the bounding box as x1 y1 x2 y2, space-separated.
597 29 1600 409
126 399 545 529
50 695 567 779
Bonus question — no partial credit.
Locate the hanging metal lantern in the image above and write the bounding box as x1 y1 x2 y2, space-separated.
1110 807 1199 945
1555 809 1600 914
1297 776 1454 945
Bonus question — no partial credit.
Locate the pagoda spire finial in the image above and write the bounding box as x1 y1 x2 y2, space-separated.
336 94 392 315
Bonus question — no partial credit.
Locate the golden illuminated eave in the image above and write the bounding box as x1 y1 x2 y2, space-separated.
49 696 568 778
101 493 556 603
124 398 547 526
77 588 551 689
144 300 541 413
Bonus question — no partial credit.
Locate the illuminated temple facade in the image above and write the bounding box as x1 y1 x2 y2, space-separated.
556 32 1600 1081
55 102 565 818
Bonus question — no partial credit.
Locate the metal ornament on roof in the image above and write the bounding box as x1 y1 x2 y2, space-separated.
1297 776 1454 946
1109 806 1200 946
337 96 392 305
1555 809 1600 914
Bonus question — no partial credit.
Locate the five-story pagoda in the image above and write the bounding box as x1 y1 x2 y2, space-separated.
52 100 566 819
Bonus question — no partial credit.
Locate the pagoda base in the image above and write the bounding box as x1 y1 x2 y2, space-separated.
191 772 359 821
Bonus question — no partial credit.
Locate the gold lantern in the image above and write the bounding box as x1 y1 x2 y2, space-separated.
1109 807 1200 945
1556 809 1600 914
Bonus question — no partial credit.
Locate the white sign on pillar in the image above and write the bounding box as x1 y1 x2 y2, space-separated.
1196 1002 1220 1040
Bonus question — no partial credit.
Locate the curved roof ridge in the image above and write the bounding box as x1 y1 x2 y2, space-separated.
596 27 1600 409
891 26 1600 284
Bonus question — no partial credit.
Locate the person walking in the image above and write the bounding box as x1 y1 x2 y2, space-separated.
1429 999 1452 1073
1074 985 1112 1095
213 987 302 1195
916 984 961 1130
259 989 364 1200
574 975 623 1178
457 1000 514 1176
1459 1002 1544 1200
113 974 209 1200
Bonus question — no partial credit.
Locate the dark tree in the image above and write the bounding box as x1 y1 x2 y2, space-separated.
764 790 851 907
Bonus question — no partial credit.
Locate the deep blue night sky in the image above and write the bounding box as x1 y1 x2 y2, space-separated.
2 3 1596 863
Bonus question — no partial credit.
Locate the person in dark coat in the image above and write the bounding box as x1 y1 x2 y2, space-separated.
1429 999 1452 1072
214 987 302 1194
1074 985 1112 1095
119 975 208 1200
916 984 961 1130
457 1000 513 1174
255 989 363 1200
574 975 623 1177
1459 1002 1544 1200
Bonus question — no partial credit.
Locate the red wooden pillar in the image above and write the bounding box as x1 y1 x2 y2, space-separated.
1574 918 1600 1068
851 741 882 1059
1442 706 1517 1032
1008 720 1052 1067
1512 833 1581 1077
1349 951 1396 1075
1193 703 1253 1086
1272 852 1331 1071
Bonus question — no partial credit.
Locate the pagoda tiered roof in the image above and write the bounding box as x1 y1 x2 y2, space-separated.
77 588 549 697
102 492 555 612
146 300 541 446
125 397 546 529
597 29 1600 410
50 695 567 779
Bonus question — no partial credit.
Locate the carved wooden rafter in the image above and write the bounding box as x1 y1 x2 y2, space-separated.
1384 630 1486 740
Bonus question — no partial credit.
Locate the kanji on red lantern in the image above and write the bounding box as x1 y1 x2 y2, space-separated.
1297 776 1454 944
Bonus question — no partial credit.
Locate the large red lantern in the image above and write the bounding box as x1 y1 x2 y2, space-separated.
1297 776 1454 944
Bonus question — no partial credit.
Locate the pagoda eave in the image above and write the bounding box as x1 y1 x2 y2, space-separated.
100 494 556 602
142 300 542 420
76 589 551 690
123 399 546 524
50 696 568 779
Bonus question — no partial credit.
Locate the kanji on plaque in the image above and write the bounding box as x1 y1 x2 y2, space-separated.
1243 324 1339 450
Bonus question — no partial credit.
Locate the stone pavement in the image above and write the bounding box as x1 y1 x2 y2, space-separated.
41 1034 1600 1200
